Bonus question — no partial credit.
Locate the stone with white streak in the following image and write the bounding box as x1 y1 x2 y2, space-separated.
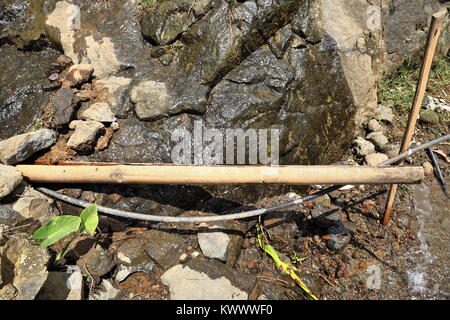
46 1 81 63
82 36 121 79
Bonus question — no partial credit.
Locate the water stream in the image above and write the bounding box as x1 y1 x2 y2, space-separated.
404 180 449 299
407 184 434 294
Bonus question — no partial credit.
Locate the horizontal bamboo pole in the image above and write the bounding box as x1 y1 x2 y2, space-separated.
16 164 424 185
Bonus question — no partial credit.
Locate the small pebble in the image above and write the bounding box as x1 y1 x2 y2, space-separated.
242 238 250 249
57 55 73 68
111 122 120 131
286 192 299 199
334 199 346 207
367 119 384 132
48 73 60 81
179 253 189 263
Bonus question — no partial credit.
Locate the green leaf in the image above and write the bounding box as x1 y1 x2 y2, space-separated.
80 203 99 236
33 216 81 248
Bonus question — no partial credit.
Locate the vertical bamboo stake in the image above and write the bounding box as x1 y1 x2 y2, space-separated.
382 10 447 226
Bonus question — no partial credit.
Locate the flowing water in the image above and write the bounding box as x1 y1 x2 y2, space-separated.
406 181 449 299
408 184 434 294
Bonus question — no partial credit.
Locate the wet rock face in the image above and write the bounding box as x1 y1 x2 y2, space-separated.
140 0 203 46
0 45 60 140
205 47 292 128
178 0 302 86
85 115 198 164
70 0 356 169
4 0 444 167
0 0 48 50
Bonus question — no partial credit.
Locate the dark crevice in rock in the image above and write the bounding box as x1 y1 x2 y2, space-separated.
293 28 322 46
0 37 11 48
280 143 299 159
0 33 55 52
141 35 159 47
168 108 207 118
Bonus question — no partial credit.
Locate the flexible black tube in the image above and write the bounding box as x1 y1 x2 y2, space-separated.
37 134 450 223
